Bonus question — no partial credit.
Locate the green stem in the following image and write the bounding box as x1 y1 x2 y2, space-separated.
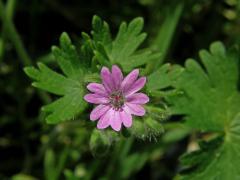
0 0 51 104
0 35 4 61
6 0 16 19
105 137 134 179
0 0 15 61
0 0 32 66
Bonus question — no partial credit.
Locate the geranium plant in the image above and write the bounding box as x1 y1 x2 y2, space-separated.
22 14 240 180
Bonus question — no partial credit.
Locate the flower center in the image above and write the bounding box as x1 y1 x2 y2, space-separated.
109 91 125 110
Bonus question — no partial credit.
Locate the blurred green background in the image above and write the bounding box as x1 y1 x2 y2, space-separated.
0 0 240 179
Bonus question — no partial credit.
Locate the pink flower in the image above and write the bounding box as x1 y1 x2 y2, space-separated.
84 65 149 131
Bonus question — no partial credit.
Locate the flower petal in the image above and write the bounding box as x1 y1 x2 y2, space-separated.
87 83 109 97
110 111 122 131
112 65 123 89
126 93 149 104
84 94 109 104
90 104 110 121
97 109 113 129
121 69 139 92
124 77 146 96
101 67 114 92
120 110 132 128
124 103 146 116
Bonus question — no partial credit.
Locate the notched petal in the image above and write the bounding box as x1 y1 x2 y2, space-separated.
124 103 146 116
90 104 110 121
110 111 122 131
101 67 114 92
124 77 146 95
84 94 109 104
126 93 149 104
112 65 123 89
97 109 112 129
120 110 132 128
121 69 139 92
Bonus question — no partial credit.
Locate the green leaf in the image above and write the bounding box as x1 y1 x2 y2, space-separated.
164 42 240 179
146 2 184 73
51 32 83 79
24 32 87 123
147 63 183 92
90 16 161 71
177 117 240 180
167 42 240 131
91 15 111 48
162 123 190 143
80 32 95 67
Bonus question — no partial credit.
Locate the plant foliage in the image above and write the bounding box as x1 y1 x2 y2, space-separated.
89 15 161 71
24 33 88 123
148 42 240 179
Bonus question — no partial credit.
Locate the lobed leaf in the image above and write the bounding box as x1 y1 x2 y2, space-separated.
90 16 161 71
158 42 240 179
166 42 240 132
52 32 83 79
24 32 87 123
177 115 240 180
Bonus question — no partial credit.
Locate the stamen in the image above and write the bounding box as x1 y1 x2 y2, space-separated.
109 91 125 110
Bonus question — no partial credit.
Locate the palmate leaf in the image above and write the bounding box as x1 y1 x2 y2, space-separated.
167 42 240 131
24 33 87 123
176 123 240 180
147 63 183 92
157 42 240 179
90 15 161 71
